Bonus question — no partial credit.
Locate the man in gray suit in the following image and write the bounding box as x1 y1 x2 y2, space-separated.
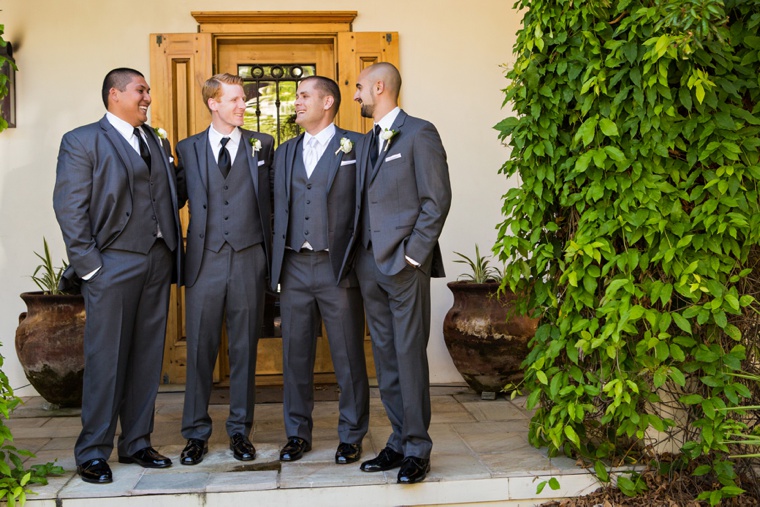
54 68 181 484
175 73 274 465
271 76 369 465
353 62 451 484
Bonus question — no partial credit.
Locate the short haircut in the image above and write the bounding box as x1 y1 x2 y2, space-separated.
202 73 245 111
369 62 402 100
102 68 144 109
300 76 341 113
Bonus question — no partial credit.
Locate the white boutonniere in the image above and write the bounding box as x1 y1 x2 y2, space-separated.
153 127 168 140
250 138 262 156
380 128 398 152
334 137 353 155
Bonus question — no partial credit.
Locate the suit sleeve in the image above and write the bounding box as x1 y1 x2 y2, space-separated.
175 143 189 208
53 131 103 276
405 123 452 265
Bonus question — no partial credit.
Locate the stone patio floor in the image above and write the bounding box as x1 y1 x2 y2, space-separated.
6 384 602 506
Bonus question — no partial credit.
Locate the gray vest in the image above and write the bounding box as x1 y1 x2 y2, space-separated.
110 132 177 253
287 140 330 251
205 141 263 253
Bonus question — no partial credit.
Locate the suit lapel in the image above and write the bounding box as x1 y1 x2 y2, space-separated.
324 131 347 191
143 124 179 216
241 129 260 197
370 110 408 184
286 134 304 203
192 129 211 193
100 117 135 193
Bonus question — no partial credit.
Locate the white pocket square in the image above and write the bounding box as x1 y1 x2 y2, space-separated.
340 159 356 166
385 153 402 162
257 160 265 166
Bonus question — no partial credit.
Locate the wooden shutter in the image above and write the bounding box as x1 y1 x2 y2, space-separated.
336 32 399 133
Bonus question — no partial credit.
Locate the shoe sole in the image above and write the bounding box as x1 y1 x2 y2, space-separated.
79 475 113 484
117 456 172 468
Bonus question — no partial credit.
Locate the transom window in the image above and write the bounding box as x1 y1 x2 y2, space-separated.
238 63 316 146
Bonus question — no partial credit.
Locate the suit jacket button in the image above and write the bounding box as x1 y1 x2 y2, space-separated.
203 205 207 209
200 234 204 239
126 212 130 216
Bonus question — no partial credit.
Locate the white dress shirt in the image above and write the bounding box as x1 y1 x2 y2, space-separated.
208 125 242 164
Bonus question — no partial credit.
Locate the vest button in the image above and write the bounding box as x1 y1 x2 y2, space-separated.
304 231 309 235
200 234 204 239
306 200 311 204
306 184 312 189
305 216 309 220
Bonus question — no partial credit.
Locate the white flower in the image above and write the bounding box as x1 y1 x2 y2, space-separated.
153 127 167 140
250 138 262 155
380 129 398 152
334 137 354 155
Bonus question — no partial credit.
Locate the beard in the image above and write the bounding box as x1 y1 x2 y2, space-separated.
360 103 374 119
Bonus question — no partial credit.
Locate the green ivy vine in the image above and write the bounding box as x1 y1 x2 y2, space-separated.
495 0 760 504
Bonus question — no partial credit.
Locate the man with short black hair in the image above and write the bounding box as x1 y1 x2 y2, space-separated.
54 67 182 484
271 75 369 465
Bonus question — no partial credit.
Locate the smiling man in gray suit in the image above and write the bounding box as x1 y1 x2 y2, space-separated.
353 62 451 484
175 73 274 466
271 76 369 465
54 67 181 484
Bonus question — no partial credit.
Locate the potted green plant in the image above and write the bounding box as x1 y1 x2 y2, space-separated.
443 245 537 394
15 238 85 408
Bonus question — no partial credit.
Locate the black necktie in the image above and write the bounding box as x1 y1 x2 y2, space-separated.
218 137 231 178
369 124 380 168
134 127 151 169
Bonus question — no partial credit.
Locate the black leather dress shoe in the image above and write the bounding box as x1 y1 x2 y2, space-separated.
397 456 431 484
118 446 172 468
335 442 362 464
77 458 112 484
180 438 208 466
279 437 311 462
359 446 404 472
230 433 256 461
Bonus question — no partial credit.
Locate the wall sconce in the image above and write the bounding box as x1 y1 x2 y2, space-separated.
1 41 16 129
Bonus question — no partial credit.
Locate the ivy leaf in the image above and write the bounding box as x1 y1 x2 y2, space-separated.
575 117 598 147
599 118 619 137
672 312 692 334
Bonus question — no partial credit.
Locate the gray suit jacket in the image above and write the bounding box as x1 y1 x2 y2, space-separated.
356 110 451 277
175 127 274 288
53 116 182 282
270 128 363 290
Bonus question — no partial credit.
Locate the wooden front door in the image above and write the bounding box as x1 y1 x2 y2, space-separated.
150 12 398 386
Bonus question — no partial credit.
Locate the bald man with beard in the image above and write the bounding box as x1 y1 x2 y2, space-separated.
352 62 451 484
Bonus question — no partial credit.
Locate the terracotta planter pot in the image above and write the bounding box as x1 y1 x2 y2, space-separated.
443 281 538 393
15 292 85 407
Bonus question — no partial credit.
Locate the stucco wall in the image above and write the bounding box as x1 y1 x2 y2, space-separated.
0 0 521 395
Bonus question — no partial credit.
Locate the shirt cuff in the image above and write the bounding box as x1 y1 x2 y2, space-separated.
81 266 101 280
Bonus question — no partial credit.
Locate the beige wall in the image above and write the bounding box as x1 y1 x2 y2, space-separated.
0 0 521 394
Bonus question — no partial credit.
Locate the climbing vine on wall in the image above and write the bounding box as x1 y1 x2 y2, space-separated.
495 0 760 503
